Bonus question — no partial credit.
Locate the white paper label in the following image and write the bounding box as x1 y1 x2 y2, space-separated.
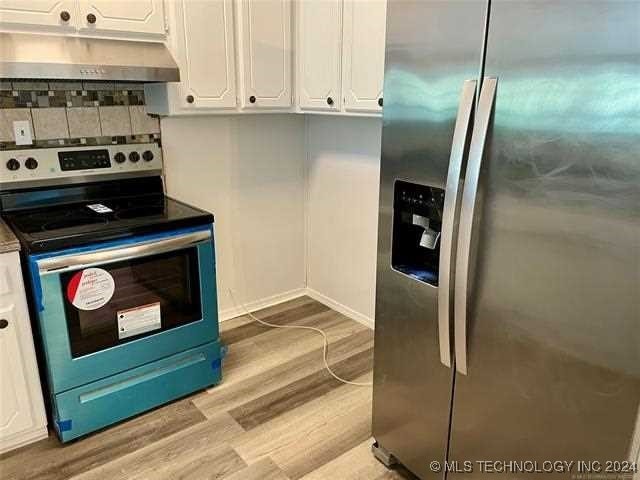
86 203 113 214
117 302 162 339
66 268 115 311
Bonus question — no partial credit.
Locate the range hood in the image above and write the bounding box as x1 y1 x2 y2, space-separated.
0 33 179 83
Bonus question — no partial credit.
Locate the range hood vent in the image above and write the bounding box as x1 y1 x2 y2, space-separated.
0 33 179 83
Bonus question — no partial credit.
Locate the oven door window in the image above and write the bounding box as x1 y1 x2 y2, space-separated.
62 247 202 358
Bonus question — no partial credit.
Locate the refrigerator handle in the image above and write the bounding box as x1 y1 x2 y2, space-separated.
437 79 477 368
454 77 498 375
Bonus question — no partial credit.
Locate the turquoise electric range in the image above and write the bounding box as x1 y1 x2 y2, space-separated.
0 143 225 442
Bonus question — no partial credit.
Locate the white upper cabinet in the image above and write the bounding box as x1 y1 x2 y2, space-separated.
0 0 165 37
0 0 77 30
296 0 342 112
77 0 165 36
146 0 387 116
174 0 237 110
342 0 387 113
236 0 292 110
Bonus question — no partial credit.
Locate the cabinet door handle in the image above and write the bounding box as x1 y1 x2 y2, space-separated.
0 319 8 329
87 13 97 24
60 10 71 22
186 95 195 104
326 97 334 106
378 97 383 107
249 95 256 104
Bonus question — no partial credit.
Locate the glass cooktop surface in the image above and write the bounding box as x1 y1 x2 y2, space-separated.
3 195 213 252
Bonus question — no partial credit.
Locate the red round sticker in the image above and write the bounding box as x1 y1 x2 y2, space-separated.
66 268 115 311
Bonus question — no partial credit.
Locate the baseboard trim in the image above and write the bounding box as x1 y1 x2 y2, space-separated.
218 287 375 330
218 287 307 321
0 425 48 455
304 288 374 329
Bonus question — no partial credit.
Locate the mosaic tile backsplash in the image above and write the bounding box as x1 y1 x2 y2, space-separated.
0 80 160 150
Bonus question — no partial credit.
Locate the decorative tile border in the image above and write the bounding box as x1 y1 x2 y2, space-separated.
0 80 160 151
0 89 146 109
38 134 160 147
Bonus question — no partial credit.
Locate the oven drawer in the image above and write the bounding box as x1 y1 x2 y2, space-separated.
52 340 223 442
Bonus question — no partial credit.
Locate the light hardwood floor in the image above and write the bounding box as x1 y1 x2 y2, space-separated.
0 296 416 480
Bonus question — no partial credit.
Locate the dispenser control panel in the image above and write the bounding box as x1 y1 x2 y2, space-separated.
391 180 445 287
394 180 445 218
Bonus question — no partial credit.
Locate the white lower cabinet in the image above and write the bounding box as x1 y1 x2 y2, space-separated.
0 251 47 454
342 0 387 113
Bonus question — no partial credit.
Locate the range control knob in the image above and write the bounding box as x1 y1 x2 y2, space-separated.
25 157 38 170
142 150 154 162
6 158 20 171
114 152 126 164
129 151 140 163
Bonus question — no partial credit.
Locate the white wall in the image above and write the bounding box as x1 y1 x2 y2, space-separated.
160 115 307 319
305 116 382 324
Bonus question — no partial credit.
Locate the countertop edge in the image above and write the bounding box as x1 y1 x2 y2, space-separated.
0 218 21 253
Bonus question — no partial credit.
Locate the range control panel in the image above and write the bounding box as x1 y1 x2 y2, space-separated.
0 143 162 187
59 149 111 171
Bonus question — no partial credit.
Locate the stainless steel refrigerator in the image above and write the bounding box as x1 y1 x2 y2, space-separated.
372 1 640 478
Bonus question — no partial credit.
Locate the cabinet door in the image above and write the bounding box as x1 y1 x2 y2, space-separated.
0 0 76 29
237 0 292 109
342 0 387 113
0 253 46 454
174 0 237 110
77 0 165 36
0 304 34 440
297 0 342 112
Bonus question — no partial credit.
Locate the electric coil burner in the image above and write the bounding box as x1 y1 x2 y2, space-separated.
0 143 225 442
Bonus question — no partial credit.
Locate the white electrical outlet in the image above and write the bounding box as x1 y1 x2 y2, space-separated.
13 120 33 145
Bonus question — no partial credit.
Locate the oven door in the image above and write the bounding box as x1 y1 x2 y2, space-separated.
29 226 219 394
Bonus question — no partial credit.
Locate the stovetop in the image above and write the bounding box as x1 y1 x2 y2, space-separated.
1 177 213 253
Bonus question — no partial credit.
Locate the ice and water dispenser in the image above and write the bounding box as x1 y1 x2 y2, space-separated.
391 180 445 286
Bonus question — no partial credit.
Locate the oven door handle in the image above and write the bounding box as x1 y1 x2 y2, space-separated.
37 229 212 274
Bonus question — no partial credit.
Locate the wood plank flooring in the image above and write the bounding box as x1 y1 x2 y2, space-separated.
0 296 415 480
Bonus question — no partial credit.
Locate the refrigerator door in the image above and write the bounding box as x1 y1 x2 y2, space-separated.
449 1 640 475
372 1 487 478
